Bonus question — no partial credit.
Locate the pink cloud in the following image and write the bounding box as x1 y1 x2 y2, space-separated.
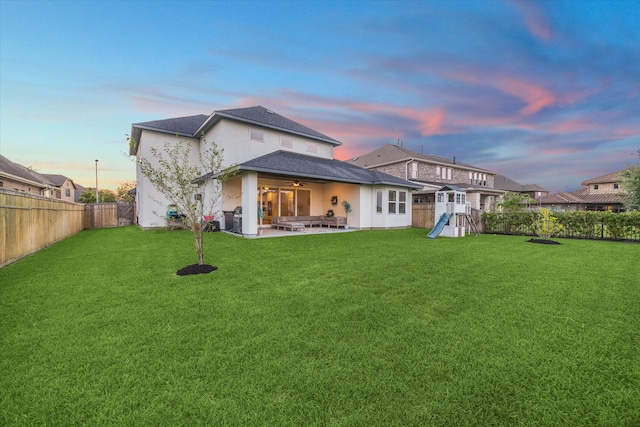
507 0 553 42
495 77 557 116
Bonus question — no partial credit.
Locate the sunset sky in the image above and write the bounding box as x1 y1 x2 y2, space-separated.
1 0 638 192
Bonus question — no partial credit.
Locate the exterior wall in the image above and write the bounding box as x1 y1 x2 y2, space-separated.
586 182 623 194
59 179 75 202
371 160 494 189
368 186 412 229
202 119 335 168
0 176 49 196
136 131 201 228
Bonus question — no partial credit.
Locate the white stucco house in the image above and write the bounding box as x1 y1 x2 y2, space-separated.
129 106 421 236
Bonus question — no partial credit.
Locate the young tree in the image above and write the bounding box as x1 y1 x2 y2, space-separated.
620 149 640 211
535 208 563 239
129 135 230 266
498 191 537 213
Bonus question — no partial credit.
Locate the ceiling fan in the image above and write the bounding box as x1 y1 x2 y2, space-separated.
291 179 305 187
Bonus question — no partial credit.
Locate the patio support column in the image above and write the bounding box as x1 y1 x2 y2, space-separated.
242 172 258 236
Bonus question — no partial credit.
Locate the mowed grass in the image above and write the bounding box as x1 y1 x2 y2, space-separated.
1 227 638 426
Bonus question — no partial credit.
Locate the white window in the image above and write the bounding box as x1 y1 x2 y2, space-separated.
399 191 406 214
411 162 418 179
249 129 264 142
388 190 397 214
306 142 317 153
447 168 452 180
376 190 383 214
469 171 473 183
436 166 441 179
280 136 293 148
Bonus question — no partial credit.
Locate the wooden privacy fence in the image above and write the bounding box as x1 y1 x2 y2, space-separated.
412 203 436 229
1 189 135 267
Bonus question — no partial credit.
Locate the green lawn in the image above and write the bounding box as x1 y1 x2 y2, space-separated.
1 227 638 426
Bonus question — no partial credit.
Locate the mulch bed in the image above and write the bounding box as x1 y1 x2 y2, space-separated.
527 238 561 245
176 264 218 276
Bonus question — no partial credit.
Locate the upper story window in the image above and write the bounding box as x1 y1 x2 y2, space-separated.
613 183 619 189
249 129 264 142
594 184 599 190
306 142 317 153
437 166 452 180
65 188 71 197
280 136 293 148
411 162 418 179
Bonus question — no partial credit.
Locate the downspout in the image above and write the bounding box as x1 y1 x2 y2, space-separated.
405 158 414 180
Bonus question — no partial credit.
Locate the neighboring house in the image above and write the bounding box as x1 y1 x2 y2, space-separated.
129 106 421 234
539 169 626 212
74 184 87 202
0 154 55 197
493 174 548 202
42 174 78 202
347 144 504 211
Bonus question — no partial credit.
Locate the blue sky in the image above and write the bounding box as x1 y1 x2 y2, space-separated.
1 0 638 192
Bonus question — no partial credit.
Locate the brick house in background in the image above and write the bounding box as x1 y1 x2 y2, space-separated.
347 144 505 211
0 154 55 197
539 169 627 212
42 174 78 202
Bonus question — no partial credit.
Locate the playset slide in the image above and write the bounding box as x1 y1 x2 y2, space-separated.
427 213 451 239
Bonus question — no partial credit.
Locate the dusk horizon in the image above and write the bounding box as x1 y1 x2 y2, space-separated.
1 0 638 193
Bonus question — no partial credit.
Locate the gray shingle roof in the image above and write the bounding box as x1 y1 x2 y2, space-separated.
348 144 490 172
211 151 422 189
130 106 341 155
132 114 209 136
494 174 548 192
0 154 55 187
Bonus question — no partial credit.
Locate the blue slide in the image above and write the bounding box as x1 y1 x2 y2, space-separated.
427 213 451 239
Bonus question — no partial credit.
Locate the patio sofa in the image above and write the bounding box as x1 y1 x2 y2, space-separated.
272 216 347 230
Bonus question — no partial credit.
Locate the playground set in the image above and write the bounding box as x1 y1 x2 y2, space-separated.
427 185 480 239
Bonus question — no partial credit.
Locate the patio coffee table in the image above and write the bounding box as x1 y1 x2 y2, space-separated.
288 222 306 232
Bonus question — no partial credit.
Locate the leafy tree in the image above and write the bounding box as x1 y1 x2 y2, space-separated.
498 191 537 213
116 182 135 202
78 188 116 203
620 149 640 211
129 135 231 266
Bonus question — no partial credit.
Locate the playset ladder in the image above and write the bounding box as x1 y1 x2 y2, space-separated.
465 213 480 236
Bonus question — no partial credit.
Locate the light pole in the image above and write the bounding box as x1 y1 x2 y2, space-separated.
95 160 99 203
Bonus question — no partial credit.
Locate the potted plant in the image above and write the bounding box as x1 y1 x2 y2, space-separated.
341 200 352 229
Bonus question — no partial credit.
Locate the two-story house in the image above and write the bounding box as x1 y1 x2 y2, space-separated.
0 154 55 197
42 174 78 202
539 169 626 212
347 144 505 211
129 106 421 235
